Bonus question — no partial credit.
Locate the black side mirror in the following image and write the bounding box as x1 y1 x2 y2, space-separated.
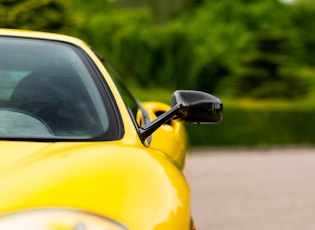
139 90 223 141
171 90 223 124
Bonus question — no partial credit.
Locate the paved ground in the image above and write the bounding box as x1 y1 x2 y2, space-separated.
186 147 315 230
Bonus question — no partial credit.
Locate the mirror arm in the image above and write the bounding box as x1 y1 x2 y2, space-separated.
139 105 180 141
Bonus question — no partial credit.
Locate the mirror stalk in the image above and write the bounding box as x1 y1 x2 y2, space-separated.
139 105 180 141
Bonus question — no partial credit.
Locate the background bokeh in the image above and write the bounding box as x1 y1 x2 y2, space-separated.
2 0 315 146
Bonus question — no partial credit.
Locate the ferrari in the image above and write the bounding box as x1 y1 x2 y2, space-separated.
0 29 223 230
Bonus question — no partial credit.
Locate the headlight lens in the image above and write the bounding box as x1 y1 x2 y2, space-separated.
0 208 128 230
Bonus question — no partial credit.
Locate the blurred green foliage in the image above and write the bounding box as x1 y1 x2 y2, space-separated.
70 0 315 100
0 0 73 32
3 0 315 100
186 106 315 147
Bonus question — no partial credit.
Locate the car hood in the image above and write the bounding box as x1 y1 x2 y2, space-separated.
0 141 190 229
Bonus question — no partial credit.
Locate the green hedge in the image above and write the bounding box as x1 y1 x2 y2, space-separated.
186 107 315 147
132 86 315 147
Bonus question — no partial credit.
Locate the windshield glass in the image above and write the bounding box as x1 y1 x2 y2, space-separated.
0 36 120 141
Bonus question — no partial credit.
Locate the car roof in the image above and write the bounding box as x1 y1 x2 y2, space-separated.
0 28 88 48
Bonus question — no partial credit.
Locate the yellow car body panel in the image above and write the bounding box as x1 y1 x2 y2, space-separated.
140 102 189 169
0 29 193 229
0 141 191 229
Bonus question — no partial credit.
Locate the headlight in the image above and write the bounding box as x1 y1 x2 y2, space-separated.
0 208 129 230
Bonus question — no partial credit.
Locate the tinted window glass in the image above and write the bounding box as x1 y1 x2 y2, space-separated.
0 37 120 140
102 61 151 128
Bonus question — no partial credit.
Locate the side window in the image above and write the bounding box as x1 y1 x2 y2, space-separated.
102 60 149 127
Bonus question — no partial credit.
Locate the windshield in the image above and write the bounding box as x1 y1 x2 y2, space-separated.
0 36 121 141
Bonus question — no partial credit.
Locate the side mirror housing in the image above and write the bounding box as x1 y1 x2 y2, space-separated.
139 90 223 141
171 90 223 123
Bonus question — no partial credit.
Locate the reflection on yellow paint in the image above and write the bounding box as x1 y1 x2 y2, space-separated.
0 208 127 230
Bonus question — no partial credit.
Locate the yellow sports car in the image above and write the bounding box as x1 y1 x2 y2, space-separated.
0 29 223 230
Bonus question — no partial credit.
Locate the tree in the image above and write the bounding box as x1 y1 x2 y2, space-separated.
234 34 309 98
114 0 203 23
0 0 73 32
